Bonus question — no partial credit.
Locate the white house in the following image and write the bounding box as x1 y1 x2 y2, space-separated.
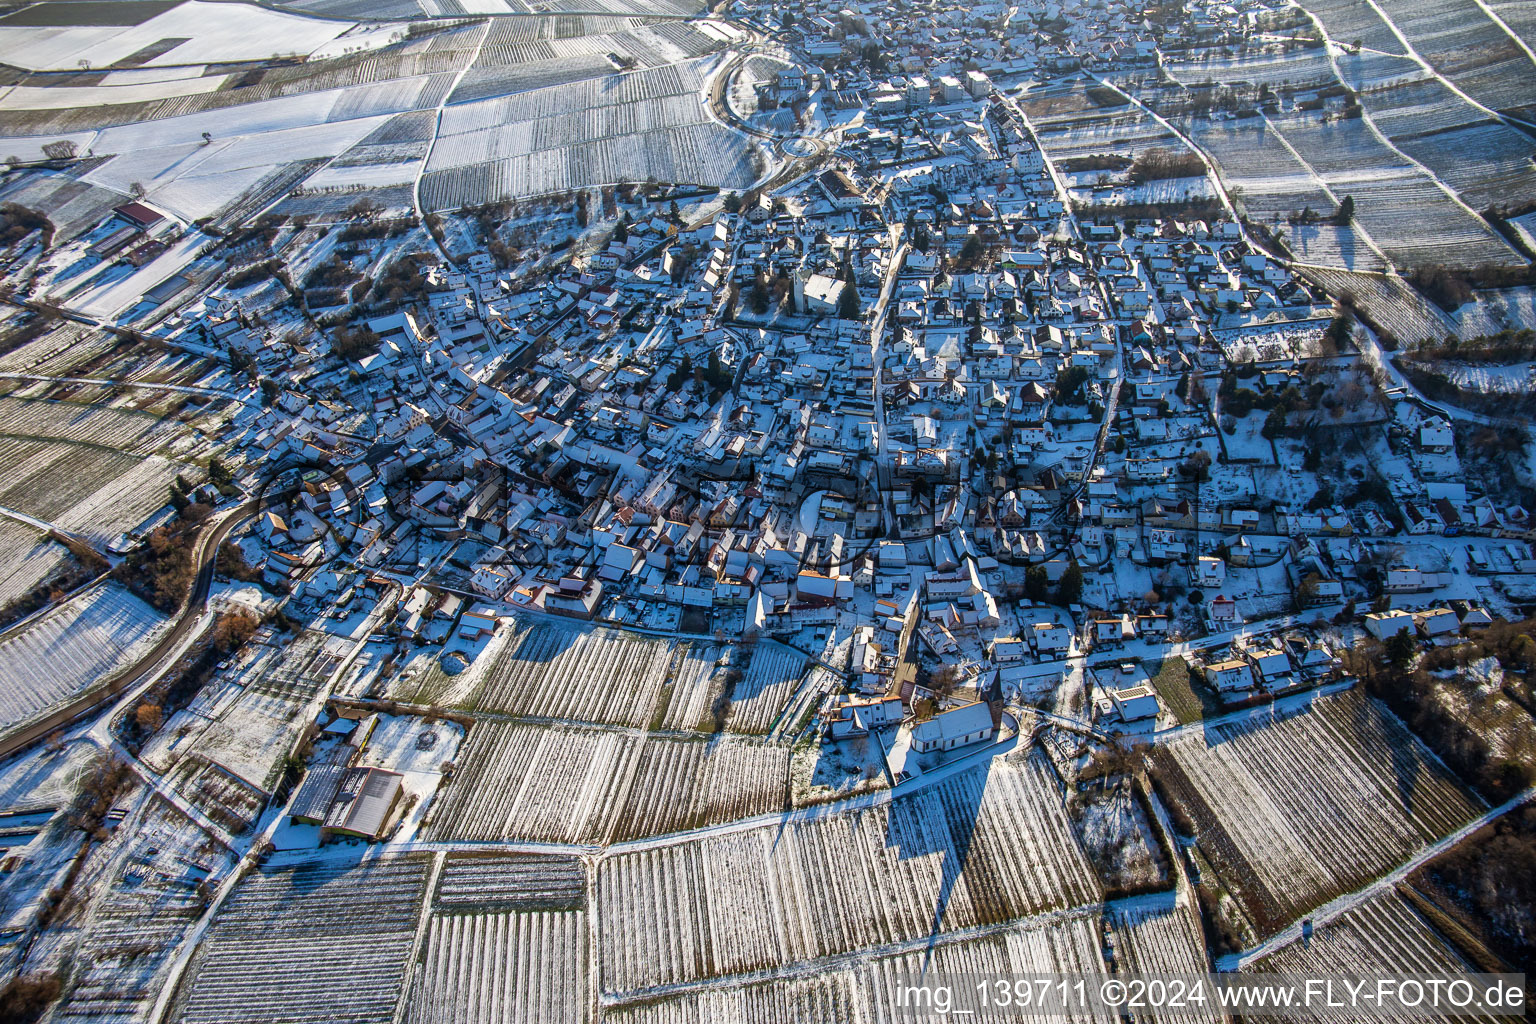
910 701 995 753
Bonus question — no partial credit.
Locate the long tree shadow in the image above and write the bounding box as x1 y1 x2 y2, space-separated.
885 757 994 973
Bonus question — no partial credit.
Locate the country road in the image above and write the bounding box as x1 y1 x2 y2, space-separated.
0 499 257 764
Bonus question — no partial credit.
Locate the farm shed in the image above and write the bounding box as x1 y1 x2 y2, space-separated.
322 766 404 842
289 764 345 827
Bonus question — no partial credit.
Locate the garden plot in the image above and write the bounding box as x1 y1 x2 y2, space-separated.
0 519 70 609
1247 889 1476 981
0 582 164 744
464 620 672 726
0 1 392 72
405 910 586 1024
597 751 1100 995
426 721 789 843
605 908 1113 1022
1151 689 1483 936
421 56 763 204
175 854 431 1024
163 631 337 789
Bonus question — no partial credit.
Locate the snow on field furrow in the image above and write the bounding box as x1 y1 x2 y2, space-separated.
0 582 163 737
0 520 68 608
1249 890 1473 983
1162 691 1481 926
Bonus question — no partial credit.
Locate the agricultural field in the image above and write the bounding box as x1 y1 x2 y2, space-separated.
0 581 164 745
1246 888 1477 981
0 519 72 609
1107 899 1213 983
1365 0 1536 116
434 851 586 908
1265 114 1521 269
1151 689 1484 936
421 57 766 206
596 750 1100 995
1162 48 1337 89
1295 266 1456 344
425 721 790 843
406 909 586 1024
173 854 432 1024
716 640 806 734
53 802 228 1022
604 908 1114 1022
0 0 406 72
455 619 674 726
0 436 189 544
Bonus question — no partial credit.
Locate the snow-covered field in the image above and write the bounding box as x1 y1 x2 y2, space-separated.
1151 689 1483 935
0 435 188 544
0 1 402 72
422 56 764 206
0 519 70 608
406 909 585 1024
1247 889 1474 980
175 855 432 1024
460 620 674 725
604 905 1110 1019
0 582 165 741
427 721 790 843
597 750 1099 995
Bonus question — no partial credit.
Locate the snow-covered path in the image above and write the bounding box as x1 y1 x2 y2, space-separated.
412 20 491 265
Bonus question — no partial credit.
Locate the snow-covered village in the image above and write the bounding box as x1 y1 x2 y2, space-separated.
0 0 1532 1020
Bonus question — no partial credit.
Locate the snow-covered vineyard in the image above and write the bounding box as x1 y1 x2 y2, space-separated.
0 582 164 745
596 752 1101 995
0 519 70 609
174 855 433 1024
406 908 587 1024
0 0 769 222
458 621 675 725
602 909 1118 1024
426 721 790 843
1247 890 1482 983
421 56 763 208
427 721 792 841
1150 690 1484 935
